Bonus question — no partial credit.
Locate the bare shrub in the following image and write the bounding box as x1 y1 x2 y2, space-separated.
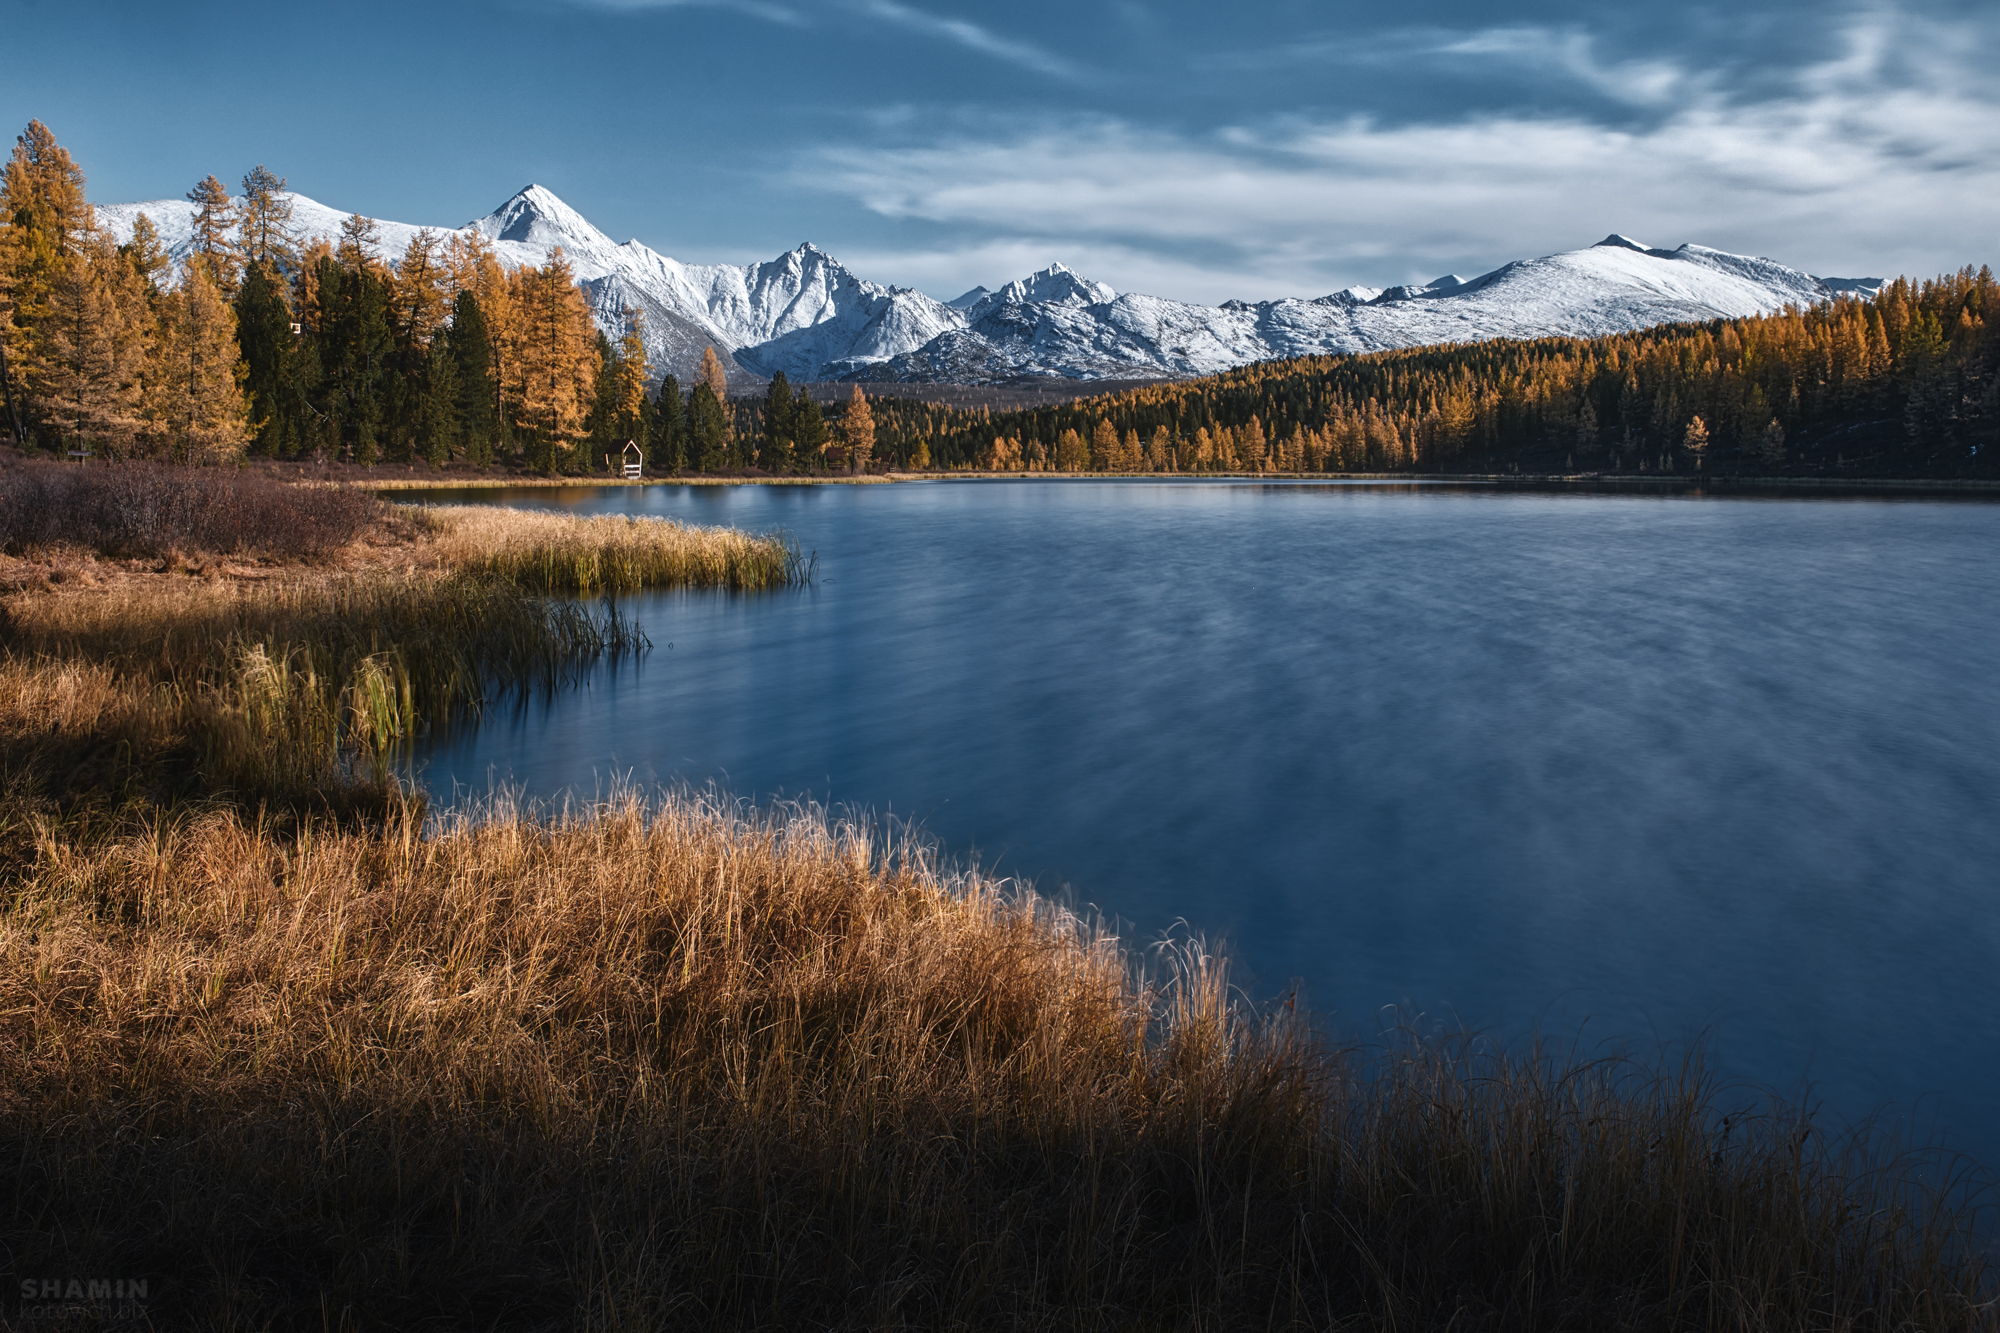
0 462 379 559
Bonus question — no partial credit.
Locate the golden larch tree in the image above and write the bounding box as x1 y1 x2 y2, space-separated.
507 247 597 469
839 383 875 473
146 263 251 461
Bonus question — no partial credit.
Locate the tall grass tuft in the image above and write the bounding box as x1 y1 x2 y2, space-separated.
1 573 647 811
417 503 810 593
0 789 1989 1330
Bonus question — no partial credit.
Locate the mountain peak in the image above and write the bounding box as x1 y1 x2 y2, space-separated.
475 184 608 248
989 263 1118 308
1594 234 1654 252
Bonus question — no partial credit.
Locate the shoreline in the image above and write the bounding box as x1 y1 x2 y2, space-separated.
363 469 2000 499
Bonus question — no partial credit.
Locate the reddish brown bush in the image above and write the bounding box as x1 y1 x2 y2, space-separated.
0 462 378 559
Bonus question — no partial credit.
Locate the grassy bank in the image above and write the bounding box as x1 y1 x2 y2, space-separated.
0 462 1992 1330
0 464 796 820
4 791 1992 1330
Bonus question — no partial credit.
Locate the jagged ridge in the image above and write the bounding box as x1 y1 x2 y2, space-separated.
96 188 1883 390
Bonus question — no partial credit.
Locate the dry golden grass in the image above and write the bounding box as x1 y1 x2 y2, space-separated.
0 493 789 814
416 503 808 593
0 474 1992 1330
0 789 1991 1330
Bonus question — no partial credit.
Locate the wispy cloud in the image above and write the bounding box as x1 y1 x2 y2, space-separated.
852 0 1082 79
1197 22 1693 107
558 0 1079 75
569 0 808 23
803 9 2000 303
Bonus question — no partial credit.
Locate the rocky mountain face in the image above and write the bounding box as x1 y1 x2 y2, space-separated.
99 186 1881 390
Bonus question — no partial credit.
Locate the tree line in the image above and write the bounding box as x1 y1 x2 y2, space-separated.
915 270 1998 476
0 120 888 477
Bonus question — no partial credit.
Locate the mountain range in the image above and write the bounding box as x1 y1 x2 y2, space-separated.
97 184 1882 392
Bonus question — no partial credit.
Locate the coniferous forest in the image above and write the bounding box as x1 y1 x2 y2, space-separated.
5 116 1996 483
902 273 2000 478
0 121 853 478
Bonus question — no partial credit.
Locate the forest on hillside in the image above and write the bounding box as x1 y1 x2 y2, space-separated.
0 121 872 478
5 117 1995 481
902 273 1999 478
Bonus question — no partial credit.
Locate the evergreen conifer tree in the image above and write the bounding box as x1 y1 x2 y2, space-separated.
788 388 828 472
417 337 461 467
1758 417 1786 470
687 380 729 472
444 289 497 464
652 373 687 473
762 371 794 472
319 257 392 464
234 258 302 454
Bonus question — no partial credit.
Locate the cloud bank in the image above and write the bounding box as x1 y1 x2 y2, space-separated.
806 10 2000 304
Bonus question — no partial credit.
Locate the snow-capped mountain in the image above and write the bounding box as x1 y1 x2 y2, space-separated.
97 186 1882 390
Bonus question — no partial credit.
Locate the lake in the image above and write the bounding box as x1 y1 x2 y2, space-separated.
413 478 2000 1167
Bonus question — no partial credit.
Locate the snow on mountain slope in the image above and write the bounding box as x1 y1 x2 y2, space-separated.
845 237 1882 384
98 185 1882 390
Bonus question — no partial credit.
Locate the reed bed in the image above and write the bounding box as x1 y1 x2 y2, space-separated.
0 789 1990 1331
0 572 645 815
417 503 810 593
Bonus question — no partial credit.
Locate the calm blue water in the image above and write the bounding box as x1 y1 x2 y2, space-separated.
415 480 2000 1166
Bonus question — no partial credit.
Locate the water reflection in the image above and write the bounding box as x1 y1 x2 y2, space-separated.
414 479 2000 1168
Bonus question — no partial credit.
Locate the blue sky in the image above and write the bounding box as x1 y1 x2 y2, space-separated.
6 0 1997 303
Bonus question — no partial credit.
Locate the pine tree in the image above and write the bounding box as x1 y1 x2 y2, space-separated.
788 388 828 472
444 289 497 463
317 256 393 465
585 329 621 466
417 337 461 466
234 258 300 454
839 384 875 473
237 165 298 272
146 263 250 461
761 370 794 472
1758 417 1787 470
184 174 242 296
652 373 687 472
687 380 729 472
1576 399 1599 452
